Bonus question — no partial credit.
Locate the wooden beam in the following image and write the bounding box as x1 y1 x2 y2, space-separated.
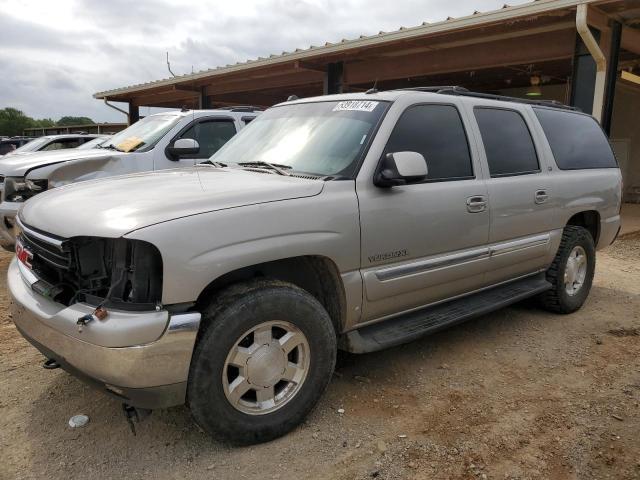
131 89 201 107
213 91 285 106
586 6 612 32
345 29 575 85
204 69 322 96
621 26 640 55
173 85 201 93
294 60 327 72
377 21 576 58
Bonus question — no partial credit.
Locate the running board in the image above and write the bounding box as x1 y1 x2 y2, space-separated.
342 274 551 353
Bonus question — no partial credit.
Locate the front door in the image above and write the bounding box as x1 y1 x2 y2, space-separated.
357 103 491 323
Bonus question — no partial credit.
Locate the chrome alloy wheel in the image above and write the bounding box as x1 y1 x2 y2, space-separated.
564 245 588 296
222 320 310 415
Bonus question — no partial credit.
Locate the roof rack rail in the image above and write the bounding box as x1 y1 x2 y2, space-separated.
395 86 578 111
216 106 264 112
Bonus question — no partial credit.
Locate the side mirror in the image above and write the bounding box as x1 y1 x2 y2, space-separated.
167 138 200 159
374 151 428 187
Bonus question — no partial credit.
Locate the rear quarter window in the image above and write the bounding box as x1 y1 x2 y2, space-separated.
533 107 617 170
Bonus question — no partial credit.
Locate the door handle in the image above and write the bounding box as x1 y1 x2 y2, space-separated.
466 195 487 213
535 189 549 204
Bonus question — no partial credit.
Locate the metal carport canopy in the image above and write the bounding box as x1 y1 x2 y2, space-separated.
93 0 640 110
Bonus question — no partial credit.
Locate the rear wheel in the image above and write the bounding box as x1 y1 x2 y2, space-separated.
187 280 337 444
539 226 595 314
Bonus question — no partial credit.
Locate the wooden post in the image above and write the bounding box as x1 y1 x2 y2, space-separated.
602 21 621 135
128 103 140 125
323 62 344 95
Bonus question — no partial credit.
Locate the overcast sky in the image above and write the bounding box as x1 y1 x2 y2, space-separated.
0 0 529 122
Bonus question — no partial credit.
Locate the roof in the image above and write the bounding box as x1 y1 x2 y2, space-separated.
38 134 104 139
94 0 605 100
280 87 579 111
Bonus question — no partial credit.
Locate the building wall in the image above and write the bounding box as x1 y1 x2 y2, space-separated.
610 82 640 203
499 83 569 103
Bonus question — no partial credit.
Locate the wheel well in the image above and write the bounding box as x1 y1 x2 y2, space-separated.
567 210 600 244
196 256 346 335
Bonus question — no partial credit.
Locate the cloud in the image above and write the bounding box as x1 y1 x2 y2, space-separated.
0 0 529 122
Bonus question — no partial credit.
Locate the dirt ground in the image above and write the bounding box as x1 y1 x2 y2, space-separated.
1 235 639 480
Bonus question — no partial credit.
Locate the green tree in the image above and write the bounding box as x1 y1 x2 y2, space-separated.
0 107 35 136
0 108 95 136
57 116 95 126
33 118 55 128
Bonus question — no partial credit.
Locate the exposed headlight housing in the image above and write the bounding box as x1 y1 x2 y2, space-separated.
4 177 48 202
17 229 163 309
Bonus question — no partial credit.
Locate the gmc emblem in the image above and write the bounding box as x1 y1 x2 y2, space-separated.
16 240 33 269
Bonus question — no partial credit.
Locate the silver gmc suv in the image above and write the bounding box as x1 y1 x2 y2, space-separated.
8 88 622 444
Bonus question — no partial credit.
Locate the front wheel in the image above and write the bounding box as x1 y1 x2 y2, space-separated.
187 280 337 444
539 225 596 314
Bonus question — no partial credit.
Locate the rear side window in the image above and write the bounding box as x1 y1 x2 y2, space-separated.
384 104 473 181
474 108 539 177
533 108 617 169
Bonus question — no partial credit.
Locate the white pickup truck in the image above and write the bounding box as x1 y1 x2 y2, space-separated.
0 107 259 249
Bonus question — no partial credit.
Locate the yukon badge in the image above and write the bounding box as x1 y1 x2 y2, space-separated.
368 249 408 263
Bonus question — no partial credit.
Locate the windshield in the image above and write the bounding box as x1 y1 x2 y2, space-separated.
209 100 387 177
9 137 48 154
102 114 181 153
77 136 107 150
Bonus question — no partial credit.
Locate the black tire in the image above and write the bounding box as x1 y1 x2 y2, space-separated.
187 279 337 444
539 225 596 314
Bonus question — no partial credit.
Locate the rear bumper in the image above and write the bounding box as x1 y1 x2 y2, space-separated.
8 259 201 409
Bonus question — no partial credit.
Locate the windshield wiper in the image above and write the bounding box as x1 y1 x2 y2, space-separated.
99 143 125 152
200 160 227 168
238 161 292 176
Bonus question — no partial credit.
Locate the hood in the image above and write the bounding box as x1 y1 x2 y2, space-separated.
0 148 118 177
20 165 324 238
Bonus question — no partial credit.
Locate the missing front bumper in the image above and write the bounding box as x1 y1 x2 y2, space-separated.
8 259 201 408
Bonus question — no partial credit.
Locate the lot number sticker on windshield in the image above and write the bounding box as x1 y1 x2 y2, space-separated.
333 101 379 112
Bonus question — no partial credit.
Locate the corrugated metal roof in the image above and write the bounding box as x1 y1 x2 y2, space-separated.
93 0 595 99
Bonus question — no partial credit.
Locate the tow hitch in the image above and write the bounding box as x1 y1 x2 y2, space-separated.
122 404 152 435
43 358 60 370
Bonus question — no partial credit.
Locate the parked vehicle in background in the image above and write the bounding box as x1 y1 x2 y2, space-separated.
0 137 33 156
74 135 110 150
0 107 259 249
8 89 621 444
4 133 106 157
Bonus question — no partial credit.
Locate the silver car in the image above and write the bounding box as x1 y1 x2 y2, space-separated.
0 108 258 250
8 89 621 444
3 133 105 157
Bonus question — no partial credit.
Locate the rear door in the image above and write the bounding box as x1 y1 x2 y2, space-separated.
357 102 491 322
470 105 555 284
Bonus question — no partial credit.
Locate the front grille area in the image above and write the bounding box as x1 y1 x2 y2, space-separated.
17 222 163 309
21 229 72 272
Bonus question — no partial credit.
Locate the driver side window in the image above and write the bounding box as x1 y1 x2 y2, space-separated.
178 120 237 159
384 104 474 182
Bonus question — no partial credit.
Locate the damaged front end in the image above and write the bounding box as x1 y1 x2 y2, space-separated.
17 221 163 310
